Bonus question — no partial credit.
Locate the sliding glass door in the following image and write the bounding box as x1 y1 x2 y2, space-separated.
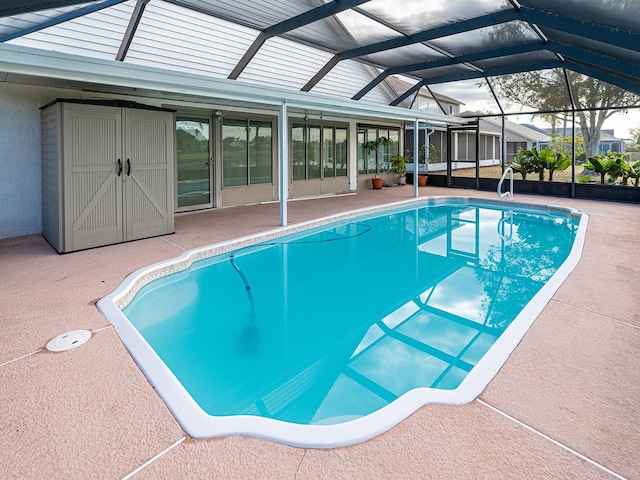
176 117 212 210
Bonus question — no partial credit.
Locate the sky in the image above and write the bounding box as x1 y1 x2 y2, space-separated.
429 80 640 140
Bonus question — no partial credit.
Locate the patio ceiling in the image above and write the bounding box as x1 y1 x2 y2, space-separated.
1 0 639 109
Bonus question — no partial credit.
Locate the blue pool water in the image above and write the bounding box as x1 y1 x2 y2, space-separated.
118 200 581 434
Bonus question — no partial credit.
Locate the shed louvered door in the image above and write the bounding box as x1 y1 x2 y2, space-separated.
64 105 123 251
123 109 174 241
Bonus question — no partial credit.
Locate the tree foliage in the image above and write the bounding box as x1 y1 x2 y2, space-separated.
508 149 535 180
627 126 640 152
177 127 208 153
509 146 571 182
583 151 637 185
628 161 640 187
549 133 584 160
491 70 640 157
476 212 578 330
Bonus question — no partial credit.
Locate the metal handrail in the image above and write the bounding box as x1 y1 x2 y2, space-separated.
497 167 513 201
498 210 513 241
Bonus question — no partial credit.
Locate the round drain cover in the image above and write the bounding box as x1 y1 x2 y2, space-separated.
46 330 92 352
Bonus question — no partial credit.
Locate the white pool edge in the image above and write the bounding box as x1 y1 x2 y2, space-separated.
97 196 588 448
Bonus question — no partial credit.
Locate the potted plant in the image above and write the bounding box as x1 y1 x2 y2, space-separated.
371 174 384 189
415 144 433 186
391 154 407 185
363 137 394 189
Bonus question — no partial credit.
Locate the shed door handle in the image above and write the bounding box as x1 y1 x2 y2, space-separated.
126 159 131 176
117 159 122 176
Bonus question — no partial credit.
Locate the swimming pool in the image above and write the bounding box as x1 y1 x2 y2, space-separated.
98 197 587 447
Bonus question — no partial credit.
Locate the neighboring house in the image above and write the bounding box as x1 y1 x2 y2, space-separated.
386 77 504 172
385 76 463 116
521 125 626 154
599 130 625 152
386 76 471 172
480 118 550 162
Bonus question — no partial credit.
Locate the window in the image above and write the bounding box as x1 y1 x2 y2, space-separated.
417 97 439 114
308 126 321 179
335 128 347 177
292 124 348 180
468 133 476 161
222 119 246 187
223 118 272 187
382 129 399 171
292 125 306 181
366 128 377 173
431 130 445 163
357 127 400 175
249 121 272 185
506 141 527 162
458 133 468 161
323 127 334 178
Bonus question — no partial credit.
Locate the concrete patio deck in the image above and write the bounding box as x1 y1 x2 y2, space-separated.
1 186 638 479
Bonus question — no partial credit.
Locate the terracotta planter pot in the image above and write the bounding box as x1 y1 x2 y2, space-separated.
371 177 384 189
418 175 428 186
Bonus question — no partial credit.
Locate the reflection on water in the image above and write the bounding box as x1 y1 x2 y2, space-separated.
125 203 578 425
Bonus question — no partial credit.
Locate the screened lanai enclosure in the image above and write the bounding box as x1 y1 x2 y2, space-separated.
0 0 639 243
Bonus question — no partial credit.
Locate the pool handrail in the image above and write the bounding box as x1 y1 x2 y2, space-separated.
498 209 513 241
498 167 514 201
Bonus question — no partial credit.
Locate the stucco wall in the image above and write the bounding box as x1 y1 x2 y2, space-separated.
0 83 78 239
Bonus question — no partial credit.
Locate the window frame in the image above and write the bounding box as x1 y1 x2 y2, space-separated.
291 121 349 181
222 116 274 188
357 126 401 175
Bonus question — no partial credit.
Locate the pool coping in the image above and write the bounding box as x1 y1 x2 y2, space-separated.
97 196 588 448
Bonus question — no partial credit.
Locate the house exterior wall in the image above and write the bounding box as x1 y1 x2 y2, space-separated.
0 80 408 241
409 95 460 116
0 83 82 239
414 96 442 115
442 102 460 116
599 141 623 153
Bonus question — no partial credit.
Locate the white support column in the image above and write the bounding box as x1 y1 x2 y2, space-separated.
348 120 358 191
425 125 430 174
414 118 419 198
279 101 288 226
453 132 459 165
